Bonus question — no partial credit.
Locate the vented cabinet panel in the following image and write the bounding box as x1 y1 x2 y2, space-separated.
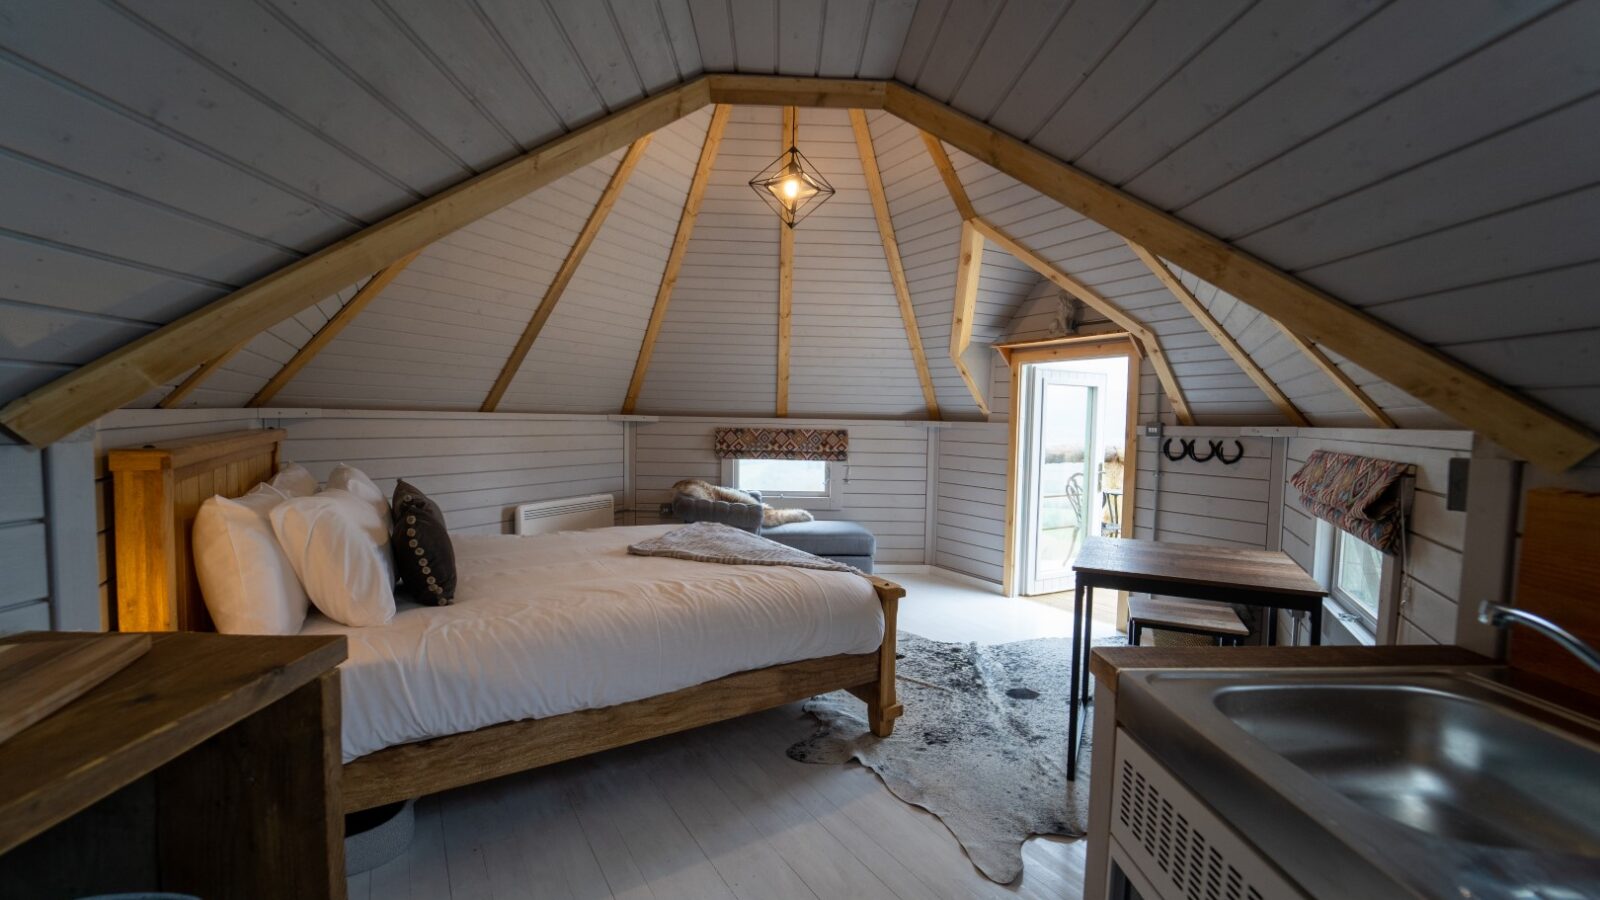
1111 729 1307 900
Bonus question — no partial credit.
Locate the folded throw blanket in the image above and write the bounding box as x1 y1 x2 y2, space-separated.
628 522 862 574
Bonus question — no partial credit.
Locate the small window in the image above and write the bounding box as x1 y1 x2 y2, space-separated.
1332 529 1382 630
720 457 843 509
733 458 829 496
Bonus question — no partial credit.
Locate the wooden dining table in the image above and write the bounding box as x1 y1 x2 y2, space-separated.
1064 537 1326 780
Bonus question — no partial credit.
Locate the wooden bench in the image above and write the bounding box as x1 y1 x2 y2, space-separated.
1127 596 1249 647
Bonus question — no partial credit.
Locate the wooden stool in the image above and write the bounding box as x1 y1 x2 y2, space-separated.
1127 596 1250 647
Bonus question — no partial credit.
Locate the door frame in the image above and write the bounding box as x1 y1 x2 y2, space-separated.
999 335 1142 597
1019 366 1106 595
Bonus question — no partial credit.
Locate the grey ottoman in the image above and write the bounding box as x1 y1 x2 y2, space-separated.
760 519 876 572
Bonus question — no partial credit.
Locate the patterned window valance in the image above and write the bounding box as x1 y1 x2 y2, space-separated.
714 427 848 461
1289 449 1411 553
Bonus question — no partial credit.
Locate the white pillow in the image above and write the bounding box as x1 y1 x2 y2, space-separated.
193 484 309 635
271 488 396 627
327 463 389 525
269 462 317 498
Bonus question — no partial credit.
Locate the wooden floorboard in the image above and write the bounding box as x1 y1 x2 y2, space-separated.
348 573 1094 899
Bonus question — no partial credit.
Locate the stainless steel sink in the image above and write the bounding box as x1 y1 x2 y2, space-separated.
1214 678 1600 856
1118 668 1600 899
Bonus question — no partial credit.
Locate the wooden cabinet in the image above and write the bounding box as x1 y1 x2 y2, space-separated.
0 631 346 899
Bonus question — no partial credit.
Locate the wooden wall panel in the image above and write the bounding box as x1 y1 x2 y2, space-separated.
788 109 929 418
634 107 782 415
498 110 708 413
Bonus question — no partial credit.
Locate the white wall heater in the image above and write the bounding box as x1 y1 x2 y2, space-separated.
514 494 615 536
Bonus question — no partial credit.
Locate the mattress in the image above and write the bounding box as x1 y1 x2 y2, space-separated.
301 525 884 761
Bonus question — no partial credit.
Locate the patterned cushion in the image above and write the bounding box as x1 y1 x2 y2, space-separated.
389 480 456 605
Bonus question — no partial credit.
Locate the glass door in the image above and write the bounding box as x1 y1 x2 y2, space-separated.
1019 366 1105 595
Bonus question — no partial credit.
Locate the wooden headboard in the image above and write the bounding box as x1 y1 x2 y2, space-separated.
108 429 286 632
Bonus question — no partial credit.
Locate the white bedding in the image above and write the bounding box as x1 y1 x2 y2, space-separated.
301 525 884 761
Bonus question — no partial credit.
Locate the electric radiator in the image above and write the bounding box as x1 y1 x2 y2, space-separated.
513 494 615 535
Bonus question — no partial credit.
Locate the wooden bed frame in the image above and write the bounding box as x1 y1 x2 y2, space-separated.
108 429 903 813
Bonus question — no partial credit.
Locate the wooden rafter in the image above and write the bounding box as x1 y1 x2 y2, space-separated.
949 222 991 417
706 75 888 109
621 105 732 415
921 135 989 415
972 219 1194 425
919 131 976 221
776 107 797 418
1127 241 1310 427
156 341 248 409
250 250 422 408
881 81 1595 469
481 138 653 412
1275 325 1397 428
851 109 939 420
0 80 711 447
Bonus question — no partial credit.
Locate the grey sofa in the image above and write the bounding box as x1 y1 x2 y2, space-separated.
670 488 876 572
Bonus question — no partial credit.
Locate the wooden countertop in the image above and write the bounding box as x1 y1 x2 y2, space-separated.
1090 645 1493 695
0 631 345 854
1073 537 1325 597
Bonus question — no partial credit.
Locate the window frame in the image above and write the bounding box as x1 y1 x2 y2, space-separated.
1311 517 1403 645
720 457 844 510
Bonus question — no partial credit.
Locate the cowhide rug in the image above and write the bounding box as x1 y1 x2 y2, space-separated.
788 631 1123 884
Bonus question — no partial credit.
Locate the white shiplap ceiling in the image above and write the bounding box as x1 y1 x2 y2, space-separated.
1 0 1596 445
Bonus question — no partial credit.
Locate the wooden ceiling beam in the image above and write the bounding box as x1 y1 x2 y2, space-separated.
918 131 976 221
622 105 731 415
972 219 1193 425
851 109 940 420
920 134 988 415
0 79 710 446
249 250 422 408
883 81 1596 469
776 107 797 418
705 75 886 109
1275 325 1398 428
949 222 991 417
1127 241 1310 427
481 137 653 412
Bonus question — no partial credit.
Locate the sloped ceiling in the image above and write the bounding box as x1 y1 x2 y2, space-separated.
2 0 1596 445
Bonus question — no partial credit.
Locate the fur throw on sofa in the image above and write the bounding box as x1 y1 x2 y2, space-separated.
672 479 815 528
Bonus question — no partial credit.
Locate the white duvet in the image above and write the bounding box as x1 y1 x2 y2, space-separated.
301 525 884 761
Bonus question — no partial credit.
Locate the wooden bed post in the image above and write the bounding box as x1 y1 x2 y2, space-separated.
857 577 905 737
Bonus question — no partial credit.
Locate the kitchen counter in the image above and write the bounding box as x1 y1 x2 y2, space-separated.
1089 644 1492 694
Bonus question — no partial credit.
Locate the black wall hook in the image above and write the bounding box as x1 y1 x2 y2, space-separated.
1214 439 1244 465
1188 440 1216 463
1162 438 1190 461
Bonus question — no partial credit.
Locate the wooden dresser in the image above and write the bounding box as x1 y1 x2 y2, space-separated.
0 631 346 899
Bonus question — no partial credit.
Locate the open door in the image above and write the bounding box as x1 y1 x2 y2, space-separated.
1018 366 1105 595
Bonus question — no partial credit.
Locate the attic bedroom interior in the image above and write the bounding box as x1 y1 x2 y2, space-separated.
3 1 1599 897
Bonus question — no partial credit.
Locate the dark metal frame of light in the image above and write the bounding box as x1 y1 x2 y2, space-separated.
748 145 836 228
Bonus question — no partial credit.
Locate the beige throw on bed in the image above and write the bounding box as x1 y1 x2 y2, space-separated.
628 522 861 574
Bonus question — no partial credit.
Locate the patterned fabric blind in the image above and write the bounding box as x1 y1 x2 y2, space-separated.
1289 449 1411 553
713 427 848 461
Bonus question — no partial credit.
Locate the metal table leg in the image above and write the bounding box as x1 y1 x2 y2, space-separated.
1067 578 1086 781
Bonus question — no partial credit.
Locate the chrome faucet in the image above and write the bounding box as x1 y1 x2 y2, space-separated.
1479 601 1600 675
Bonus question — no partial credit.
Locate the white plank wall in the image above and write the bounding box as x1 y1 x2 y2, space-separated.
631 418 931 565
635 107 782 415
933 423 1009 582
1133 433 1274 551
0 437 51 633
789 109 929 417
1278 429 1472 646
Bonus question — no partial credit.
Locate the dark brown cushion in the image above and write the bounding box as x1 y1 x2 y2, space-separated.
390 480 456 606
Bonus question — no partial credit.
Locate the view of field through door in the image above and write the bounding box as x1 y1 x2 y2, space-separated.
1013 351 1132 597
